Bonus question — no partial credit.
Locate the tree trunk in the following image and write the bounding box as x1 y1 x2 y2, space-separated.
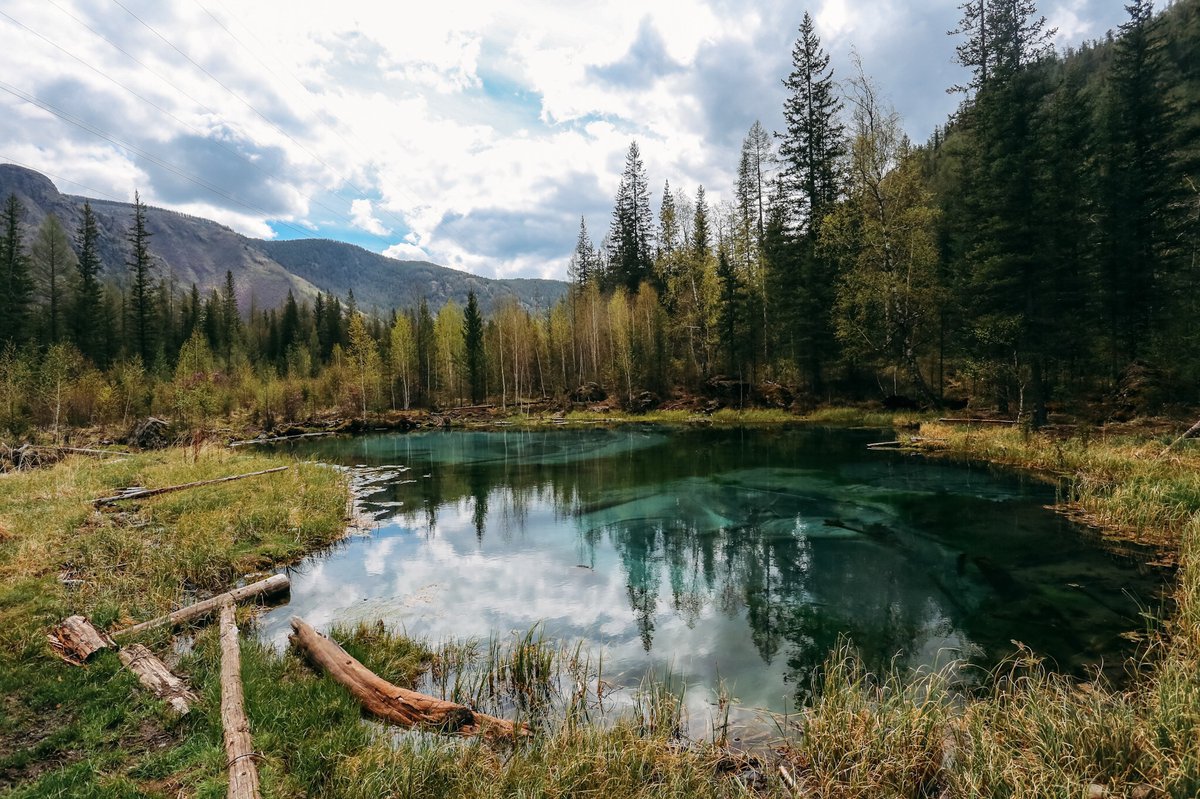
289 616 525 738
113 574 290 641
118 644 196 715
220 600 261 799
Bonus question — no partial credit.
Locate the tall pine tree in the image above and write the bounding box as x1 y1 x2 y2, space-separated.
607 141 654 292
126 191 156 365
73 201 105 364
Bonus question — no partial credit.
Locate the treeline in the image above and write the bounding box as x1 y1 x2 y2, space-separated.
1 0 1197 435
566 0 1199 423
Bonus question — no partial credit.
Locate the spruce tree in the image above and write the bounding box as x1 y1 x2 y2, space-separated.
0 194 32 346
1098 0 1176 370
778 12 844 234
607 141 654 292
463 291 486 403
126 191 156 364
775 14 845 391
569 217 597 287
32 214 74 344
73 201 104 363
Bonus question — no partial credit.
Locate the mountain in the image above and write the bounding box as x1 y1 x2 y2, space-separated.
259 239 566 313
0 164 567 313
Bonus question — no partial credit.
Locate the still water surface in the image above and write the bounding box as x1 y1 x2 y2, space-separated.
257 426 1159 722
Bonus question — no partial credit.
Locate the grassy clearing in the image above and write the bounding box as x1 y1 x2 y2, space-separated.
0 445 347 796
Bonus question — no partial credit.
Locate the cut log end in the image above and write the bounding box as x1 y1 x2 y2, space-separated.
48 615 114 664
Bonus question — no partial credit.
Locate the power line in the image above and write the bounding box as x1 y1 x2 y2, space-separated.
13 2 397 245
193 0 425 219
0 80 321 239
111 0 406 225
0 154 128 203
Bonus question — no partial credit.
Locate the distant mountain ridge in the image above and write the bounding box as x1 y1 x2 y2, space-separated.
0 164 567 313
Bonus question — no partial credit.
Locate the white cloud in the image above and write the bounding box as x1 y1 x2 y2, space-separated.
349 198 390 235
383 241 430 261
0 0 1133 281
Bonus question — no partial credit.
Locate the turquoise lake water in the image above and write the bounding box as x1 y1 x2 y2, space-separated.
256 426 1161 726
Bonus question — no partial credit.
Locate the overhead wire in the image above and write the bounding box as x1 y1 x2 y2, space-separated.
0 154 128 204
7 1 398 247
111 0 414 238
0 80 321 239
192 0 425 219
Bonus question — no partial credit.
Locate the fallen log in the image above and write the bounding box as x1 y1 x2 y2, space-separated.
220 600 261 799
289 616 524 738
48 615 114 664
937 418 1016 425
1160 418 1200 458
118 644 197 715
93 466 290 506
113 574 290 641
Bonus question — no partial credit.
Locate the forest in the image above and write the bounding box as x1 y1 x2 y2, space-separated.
0 0 1197 435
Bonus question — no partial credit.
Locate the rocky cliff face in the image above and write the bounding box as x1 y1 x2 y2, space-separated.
0 164 566 313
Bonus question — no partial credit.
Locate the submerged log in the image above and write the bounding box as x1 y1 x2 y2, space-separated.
228 431 335 447
220 600 261 799
118 644 196 715
289 616 524 738
93 466 289 506
48 615 114 664
113 574 290 641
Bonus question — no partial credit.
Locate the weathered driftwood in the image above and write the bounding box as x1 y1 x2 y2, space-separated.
113 574 290 641
289 616 524 738
48 615 114 664
220 600 261 799
118 644 196 715
93 466 289 506
1160 418 1200 458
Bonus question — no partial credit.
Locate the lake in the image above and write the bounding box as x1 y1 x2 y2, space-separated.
256 426 1161 729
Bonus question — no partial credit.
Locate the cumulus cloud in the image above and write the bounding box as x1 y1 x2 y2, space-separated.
383 240 431 261
349 198 390 235
0 0 1132 280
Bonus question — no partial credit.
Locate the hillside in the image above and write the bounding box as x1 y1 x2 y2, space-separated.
0 164 567 313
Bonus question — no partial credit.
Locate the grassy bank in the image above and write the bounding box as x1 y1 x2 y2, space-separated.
2 420 1197 797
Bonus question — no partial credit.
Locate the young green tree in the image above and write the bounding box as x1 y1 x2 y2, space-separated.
389 312 417 409
825 64 943 404
463 291 486 403
347 312 381 422
0 194 32 346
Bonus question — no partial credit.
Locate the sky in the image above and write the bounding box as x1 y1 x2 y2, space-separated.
0 0 1131 281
